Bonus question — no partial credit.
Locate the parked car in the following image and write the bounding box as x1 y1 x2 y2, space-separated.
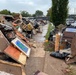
66 18 75 26
71 21 76 26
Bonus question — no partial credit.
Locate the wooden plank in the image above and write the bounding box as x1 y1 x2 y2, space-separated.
0 60 21 67
71 34 76 57
4 45 27 65
0 60 26 75
55 34 60 51
11 37 31 57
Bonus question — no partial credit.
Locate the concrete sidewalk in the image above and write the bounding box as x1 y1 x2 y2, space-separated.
33 24 48 42
25 24 48 75
25 24 68 75
43 52 68 75
25 42 45 75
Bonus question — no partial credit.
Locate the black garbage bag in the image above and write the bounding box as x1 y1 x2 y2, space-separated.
34 23 39 29
50 51 70 59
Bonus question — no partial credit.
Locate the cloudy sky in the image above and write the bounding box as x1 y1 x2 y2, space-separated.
0 0 75 15
69 0 76 14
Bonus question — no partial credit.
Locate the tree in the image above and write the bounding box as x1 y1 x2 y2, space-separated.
11 12 18 17
47 7 52 21
51 0 69 27
20 11 31 17
0 9 11 15
33 10 43 17
32 14 36 17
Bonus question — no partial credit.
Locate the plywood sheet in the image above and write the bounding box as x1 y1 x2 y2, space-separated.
4 45 26 65
71 34 76 57
0 30 10 52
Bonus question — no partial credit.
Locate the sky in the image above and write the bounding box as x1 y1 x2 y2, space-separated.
0 0 75 15
69 0 76 14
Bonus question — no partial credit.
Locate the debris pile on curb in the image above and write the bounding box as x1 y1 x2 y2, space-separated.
48 24 76 64
0 14 48 75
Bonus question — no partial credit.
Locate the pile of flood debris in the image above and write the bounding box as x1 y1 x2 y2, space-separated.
48 24 76 64
0 14 47 75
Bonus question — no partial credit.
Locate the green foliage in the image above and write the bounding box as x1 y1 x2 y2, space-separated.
51 0 69 27
33 10 43 17
45 23 55 39
46 7 52 21
11 12 19 17
44 41 55 51
20 11 31 17
45 24 52 39
32 14 36 17
44 23 55 51
0 9 11 15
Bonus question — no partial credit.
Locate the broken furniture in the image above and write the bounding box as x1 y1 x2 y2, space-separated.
65 34 76 64
0 60 26 75
0 27 28 74
62 27 76 43
0 30 10 52
4 45 27 65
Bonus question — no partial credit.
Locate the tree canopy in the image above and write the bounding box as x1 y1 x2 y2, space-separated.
51 0 69 27
0 9 44 17
20 11 31 17
47 7 52 21
0 9 11 15
33 10 43 17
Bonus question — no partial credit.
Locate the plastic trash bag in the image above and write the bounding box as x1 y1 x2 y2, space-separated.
50 51 70 59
